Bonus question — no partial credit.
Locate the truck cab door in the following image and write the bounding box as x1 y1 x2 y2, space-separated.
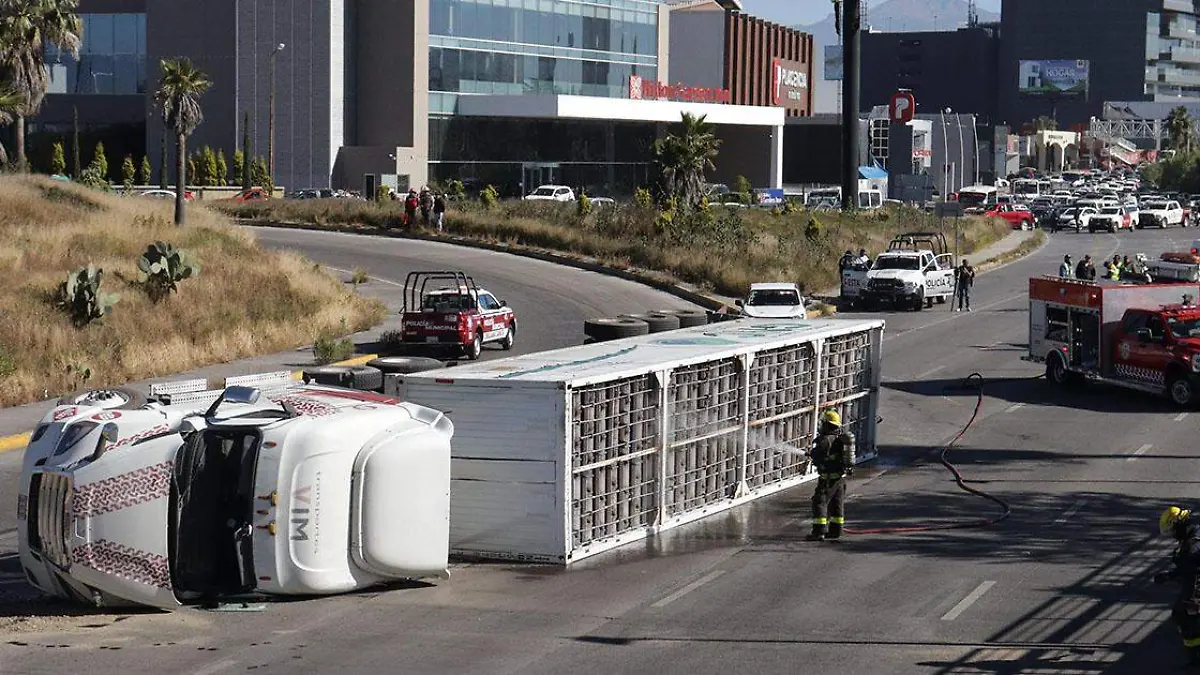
926 254 956 297
1114 312 1158 382
1136 315 1173 383
841 267 867 298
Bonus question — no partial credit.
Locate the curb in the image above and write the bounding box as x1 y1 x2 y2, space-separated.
0 353 381 456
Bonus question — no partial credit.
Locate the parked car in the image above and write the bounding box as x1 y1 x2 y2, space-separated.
736 282 807 319
984 203 1036 231
523 185 575 202
1139 200 1185 228
1088 205 1133 233
139 189 196 202
1054 206 1098 232
233 187 271 202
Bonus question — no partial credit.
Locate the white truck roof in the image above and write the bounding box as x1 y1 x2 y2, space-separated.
749 282 801 291
406 318 885 386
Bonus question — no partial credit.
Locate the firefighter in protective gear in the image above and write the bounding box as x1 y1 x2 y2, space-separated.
1154 506 1200 666
807 409 856 541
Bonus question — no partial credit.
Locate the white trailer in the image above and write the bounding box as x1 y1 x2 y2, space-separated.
395 318 885 564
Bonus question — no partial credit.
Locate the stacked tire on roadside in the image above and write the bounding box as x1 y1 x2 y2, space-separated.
302 356 446 393
583 308 711 344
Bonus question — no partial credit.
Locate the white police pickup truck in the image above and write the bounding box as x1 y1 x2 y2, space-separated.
841 232 956 311
18 382 452 609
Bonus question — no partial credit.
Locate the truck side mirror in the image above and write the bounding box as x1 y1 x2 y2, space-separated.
1136 328 1152 343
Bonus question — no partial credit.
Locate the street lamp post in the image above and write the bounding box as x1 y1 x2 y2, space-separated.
268 43 285 189
939 108 950 199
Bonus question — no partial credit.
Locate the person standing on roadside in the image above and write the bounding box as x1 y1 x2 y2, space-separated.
432 192 447 232
1059 254 1073 278
954 259 975 312
403 188 419 230
419 186 433 226
1075 254 1091 280
1105 254 1122 281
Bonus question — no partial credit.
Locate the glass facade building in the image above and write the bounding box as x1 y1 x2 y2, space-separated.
428 0 662 195
46 13 147 96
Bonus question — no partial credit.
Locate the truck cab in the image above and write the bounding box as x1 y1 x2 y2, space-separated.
842 232 955 311
19 384 453 609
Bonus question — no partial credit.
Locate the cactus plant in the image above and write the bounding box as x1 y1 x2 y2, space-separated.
56 266 120 326
138 240 199 301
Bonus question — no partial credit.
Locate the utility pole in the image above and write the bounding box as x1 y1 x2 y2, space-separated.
840 0 861 211
268 42 285 190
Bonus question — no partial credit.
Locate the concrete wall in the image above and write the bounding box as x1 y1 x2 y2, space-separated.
668 11 725 90
335 0 429 190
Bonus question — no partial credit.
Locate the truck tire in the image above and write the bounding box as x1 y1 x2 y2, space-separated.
1020 219 1031 231
622 312 681 333
467 331 483 360
57 386 147 410
302 365 384 391
1168 373 1196 408
501 321 516 350
584 317 650 341
913 290 925 312
1046 352 1071 386
366 356 445 375
657 308 709 328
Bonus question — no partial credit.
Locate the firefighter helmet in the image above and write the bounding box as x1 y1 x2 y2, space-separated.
1161 506 1191 535
822 410 841 427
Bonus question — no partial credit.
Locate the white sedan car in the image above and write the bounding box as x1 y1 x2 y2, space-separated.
523 185 576 202
737 282 807 319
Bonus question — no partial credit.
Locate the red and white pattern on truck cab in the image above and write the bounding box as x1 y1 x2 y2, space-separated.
73 461 173 518
71 539 172 589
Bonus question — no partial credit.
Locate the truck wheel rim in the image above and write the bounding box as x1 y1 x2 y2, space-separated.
1174 380 1192 404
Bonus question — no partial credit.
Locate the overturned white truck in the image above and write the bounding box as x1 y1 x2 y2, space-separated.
18 383 452 609
392 317 885 563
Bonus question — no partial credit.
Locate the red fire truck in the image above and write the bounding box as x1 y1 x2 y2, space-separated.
1027 277 1200 407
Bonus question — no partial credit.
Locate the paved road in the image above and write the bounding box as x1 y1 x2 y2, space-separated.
4 225 1199 675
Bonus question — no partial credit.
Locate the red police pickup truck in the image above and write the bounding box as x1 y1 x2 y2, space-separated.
399 271 516 360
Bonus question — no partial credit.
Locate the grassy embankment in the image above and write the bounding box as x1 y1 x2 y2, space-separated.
0 176 385 407
216 198 1011 299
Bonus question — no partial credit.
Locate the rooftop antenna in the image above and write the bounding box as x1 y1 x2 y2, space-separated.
967 0 978 27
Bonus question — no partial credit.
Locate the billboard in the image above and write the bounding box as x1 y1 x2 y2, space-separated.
824 45 843 81
1018 60 1089 97
771 58 808 107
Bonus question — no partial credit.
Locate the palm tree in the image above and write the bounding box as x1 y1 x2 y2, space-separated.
154 58 211 225
1167 106 1194 154
653 112 722 210
0 0 81 170
0 85 23 166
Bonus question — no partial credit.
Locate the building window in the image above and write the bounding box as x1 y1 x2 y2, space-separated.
45 13 147 96
430 46 654 98
429 0 658 57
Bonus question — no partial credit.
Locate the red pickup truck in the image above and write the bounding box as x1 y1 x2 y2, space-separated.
984 204 1036 231
399 271 516 360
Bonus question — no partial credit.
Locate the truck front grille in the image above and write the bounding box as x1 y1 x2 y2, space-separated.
29 472 73 569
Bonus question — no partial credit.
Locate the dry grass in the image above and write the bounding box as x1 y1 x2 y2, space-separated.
0 176 385 407
215 198 1011 298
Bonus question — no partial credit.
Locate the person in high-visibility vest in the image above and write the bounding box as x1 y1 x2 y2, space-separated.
1156 506 1200 666
807 410 856 541
1105 255 1122 281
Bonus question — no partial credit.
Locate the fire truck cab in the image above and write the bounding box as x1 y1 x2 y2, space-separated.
1027 277 1200 406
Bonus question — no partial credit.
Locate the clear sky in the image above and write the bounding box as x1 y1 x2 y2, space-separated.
746 0 1002 26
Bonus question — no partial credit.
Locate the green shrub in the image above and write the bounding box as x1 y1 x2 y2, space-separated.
137 240 199 301
91 142 108 182
732 174 752 202
576 191 592 218
634 187 653 209
805 215 823 242
447 179 466 200
378 329 405 355
139 156 152 185
50 142 66 176
480 184 499 209
56 265 120 326
78 163 111 191
0 344 14 379
313 335 355 364
121 155 136 192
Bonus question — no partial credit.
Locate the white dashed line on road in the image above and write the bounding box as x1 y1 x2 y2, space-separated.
1127 444 1153 462
941 581 997 621
1054 500 1086 524
651 570 726 608
1176 412 1189 422
1004 403 1024 414
919 365 947 379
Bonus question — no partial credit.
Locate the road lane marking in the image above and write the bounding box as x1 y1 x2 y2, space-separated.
941 581 997 621
1176 412 1189 422
1004 403 1024 414
1054 500 1086 524
0 432 31 455
651 570 726 608
919 365 947 378
1127 444 1153 462
191 659 239 675
883 292 1028 343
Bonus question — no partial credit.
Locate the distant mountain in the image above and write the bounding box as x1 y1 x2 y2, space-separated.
800 0 1000 113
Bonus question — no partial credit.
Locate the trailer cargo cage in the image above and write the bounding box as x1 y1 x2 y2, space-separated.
396 318 885 564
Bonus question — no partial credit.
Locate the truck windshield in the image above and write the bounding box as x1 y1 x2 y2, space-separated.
1168 317 1200 339
873 257 921 270
170 428 260 600
747 289 800 306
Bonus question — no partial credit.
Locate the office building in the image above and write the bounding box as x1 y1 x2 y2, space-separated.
29 0 812 195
